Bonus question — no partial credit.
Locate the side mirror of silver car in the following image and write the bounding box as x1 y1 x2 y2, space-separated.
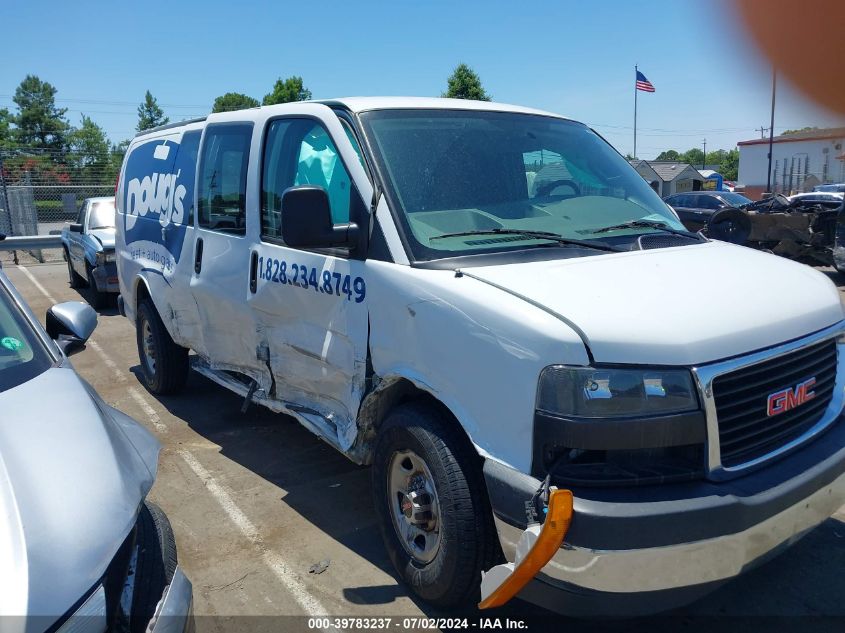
46 301 97 356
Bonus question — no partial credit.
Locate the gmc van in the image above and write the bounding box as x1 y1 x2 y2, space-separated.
115 98 845 615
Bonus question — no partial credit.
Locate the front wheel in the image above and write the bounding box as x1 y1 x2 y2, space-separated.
65 249 85 289
85 263 108 309
136 298 188 395
372 402 500 607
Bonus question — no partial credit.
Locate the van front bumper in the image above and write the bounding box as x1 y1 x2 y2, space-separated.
484 415 845 616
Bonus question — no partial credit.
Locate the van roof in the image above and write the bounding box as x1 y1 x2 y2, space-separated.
134 97 570 138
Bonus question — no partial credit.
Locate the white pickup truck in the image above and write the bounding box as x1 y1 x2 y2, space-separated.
115 97 845 616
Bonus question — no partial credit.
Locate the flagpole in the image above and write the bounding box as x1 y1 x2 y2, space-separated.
633 64 638 159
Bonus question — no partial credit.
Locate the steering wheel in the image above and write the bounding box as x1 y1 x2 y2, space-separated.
535 179 581 198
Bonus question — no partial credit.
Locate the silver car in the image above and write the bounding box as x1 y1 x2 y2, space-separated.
0 268 192 632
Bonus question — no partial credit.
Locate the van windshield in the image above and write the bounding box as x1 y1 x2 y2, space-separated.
360 109 685 261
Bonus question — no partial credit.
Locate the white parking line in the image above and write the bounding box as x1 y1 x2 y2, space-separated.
177 449 340 629
128 386 168 434
15 265 57 303
88 339 127 382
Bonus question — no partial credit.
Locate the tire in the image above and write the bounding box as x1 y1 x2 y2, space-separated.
706 208 752 245
85 263 108 310
372 402 501 607
136 298 189 395
65 249 85 289
130 501 178 633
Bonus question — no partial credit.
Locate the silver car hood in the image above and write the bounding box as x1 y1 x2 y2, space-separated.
0 365 159 623
88 228 116 250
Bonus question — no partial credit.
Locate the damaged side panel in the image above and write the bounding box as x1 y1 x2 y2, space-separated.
362 260 589 474
247 246 369 452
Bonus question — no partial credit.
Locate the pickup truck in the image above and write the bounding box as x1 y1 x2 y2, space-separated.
115 97 845 616
61 196 119 308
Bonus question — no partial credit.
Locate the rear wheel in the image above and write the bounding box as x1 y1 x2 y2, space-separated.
65 249 85 289
372 402 500 607
130 501 177 633
136 298 188 394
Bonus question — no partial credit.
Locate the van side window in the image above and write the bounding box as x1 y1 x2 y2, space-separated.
176 130 201 225
261 119 352 241
198 123 252 235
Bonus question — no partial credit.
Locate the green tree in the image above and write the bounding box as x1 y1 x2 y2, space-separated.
263 76 312 105
212 92 260 113
782 126 818 135
12 74 70 154
108 139 131 181
136 90 169 132
68 115 110 180
443 63 491 101
718 148 739 181
679 148 705 167
655 149 680 161
0 107 13 149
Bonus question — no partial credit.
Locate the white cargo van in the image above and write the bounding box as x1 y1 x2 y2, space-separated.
115 98 845 615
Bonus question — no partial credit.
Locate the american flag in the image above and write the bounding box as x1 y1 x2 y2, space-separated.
636 70 655 92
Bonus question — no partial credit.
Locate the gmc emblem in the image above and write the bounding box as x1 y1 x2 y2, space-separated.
767 378 816 417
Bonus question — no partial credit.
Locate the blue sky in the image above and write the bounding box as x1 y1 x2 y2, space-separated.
1 0 842 158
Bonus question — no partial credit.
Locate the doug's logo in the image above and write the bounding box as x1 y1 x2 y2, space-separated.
766 377 816 417
125 169 186 231
123 138 195 264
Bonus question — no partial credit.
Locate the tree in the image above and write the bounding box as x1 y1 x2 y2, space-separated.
655 149 680 161
718 148 739 181
68 115 110 180
679 148 705 167
0 108 13 149
263 76 312 105
12 74 70 154
782 126 818 135
212 92 260 113
443 64 491 101
136 90 169 132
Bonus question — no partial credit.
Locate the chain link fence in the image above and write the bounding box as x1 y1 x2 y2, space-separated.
0 147 118 265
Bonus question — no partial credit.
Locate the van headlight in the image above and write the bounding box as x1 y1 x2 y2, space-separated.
537 366 698 418
96 251 116 264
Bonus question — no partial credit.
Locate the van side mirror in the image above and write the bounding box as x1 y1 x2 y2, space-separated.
69 223 83 233
46 301 97 356
281 186 359 249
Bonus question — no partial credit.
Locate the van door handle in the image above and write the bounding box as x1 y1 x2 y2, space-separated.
249 251 258 293
194 237 204 274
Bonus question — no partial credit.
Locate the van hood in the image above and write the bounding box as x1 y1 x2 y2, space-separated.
0 366 159 622
89 228 116 250
461 241 844 366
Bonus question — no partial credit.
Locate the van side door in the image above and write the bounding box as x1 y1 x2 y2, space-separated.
248 113 370 451
189 122 267 381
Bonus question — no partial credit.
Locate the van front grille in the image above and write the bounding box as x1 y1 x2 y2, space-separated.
713 339 838 468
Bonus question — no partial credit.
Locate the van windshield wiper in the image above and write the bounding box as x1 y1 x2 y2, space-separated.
429 228 623 252
590 219 703 240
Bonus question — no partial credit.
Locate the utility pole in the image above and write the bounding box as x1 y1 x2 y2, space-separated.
758 126 767 139
766 69 777 194
702 139 707 169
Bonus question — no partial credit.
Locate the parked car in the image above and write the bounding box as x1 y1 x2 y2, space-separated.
814 183 845 193
61 196 119 308
0 266 192 631
662 190 753 234
116 98 845 616
788 191 844 204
